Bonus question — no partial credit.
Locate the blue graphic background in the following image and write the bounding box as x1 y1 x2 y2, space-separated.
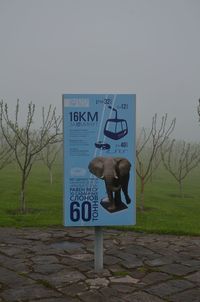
63 94 136 226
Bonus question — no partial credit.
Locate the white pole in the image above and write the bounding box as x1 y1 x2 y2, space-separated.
94 226 103 272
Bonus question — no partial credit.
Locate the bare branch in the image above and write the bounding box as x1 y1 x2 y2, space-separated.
136 113 176 210
40 142 62 184
0 131 13 169
0 99 63 213
161 139 200 196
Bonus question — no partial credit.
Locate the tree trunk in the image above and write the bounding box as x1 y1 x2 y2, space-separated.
179 180 184 198
49 169 53 185
20 173 26 213
150 165 153 183
140 177 145 211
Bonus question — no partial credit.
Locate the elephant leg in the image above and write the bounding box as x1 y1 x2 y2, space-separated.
106 186 115 209
114 190 123 207
107 190 123 211
107 190 113 203
107 198 116 211
121 174 131 204
106 186 120 211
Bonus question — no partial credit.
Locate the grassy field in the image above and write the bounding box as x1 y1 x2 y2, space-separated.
135 167 200 235
0 161 200 235
0 163 63 227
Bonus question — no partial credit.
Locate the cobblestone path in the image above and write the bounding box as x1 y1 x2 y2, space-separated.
0 228 200 301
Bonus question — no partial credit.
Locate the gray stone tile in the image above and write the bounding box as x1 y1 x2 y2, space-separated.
185 271 200 285
0 256 30 272
31 255 59 264
85 269 111 278
168 288 200 302
124 291 165 302
180 259 200 268
145 257 172 267
78 290 105 302
109 275 140 284
121 258 143 269
60 282 88 296
146 279 195 297
0 246 26 257
44 270 86 288
104 255 120 265
109 284 135 294
1 284 61 302
141 272 170 285
158 263 196 276
100 286 119 297
86 277 109 288
125 245 154 256
0 267 34 287
33 263 65 274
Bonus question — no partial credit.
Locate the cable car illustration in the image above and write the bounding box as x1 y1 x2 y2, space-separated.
95 141 111 150
104 106 128 140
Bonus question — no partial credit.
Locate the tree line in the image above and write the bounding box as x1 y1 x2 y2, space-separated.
0 100 200 213
136 103 200 210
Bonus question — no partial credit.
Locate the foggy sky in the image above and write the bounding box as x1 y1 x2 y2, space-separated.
0 0 200 141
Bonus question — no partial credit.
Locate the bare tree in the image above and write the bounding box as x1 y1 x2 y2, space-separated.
136 114 176 211
0 100 62 213
41 142 62 184
197 98 200 121
161 139 200 197
0 131 13 170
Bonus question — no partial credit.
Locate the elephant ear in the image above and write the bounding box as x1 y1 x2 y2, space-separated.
114 157 131 176
88 157 104 178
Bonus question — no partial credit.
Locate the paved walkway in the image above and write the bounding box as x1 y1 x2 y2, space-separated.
0 228 200 302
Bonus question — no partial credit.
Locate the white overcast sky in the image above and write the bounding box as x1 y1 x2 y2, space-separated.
0 0 200 140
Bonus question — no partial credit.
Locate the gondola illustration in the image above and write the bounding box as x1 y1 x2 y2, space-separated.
95 141 111 150
104 106 128 140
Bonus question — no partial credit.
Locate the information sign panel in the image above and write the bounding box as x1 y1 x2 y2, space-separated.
63 94 136 226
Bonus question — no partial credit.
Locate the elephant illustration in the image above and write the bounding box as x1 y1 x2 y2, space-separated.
88 156 131 211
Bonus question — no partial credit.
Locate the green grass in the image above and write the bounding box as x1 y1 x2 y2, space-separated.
0 162 200 235
0 162 63 227
134 167 200 235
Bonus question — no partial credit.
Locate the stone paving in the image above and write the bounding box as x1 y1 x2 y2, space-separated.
0 228 200 302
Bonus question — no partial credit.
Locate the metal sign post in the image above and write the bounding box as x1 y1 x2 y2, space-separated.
94 226 103 272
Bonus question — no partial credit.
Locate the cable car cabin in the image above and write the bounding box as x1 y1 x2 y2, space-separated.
104 118 128 140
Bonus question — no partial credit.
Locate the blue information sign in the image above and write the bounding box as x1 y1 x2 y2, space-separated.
63 94 136 226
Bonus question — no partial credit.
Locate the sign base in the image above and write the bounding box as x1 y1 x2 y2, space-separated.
100 197 128 213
